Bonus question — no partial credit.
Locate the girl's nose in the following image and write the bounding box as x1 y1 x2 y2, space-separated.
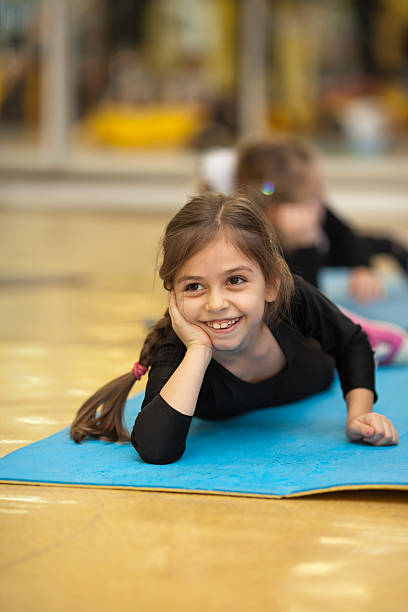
205 289 227 313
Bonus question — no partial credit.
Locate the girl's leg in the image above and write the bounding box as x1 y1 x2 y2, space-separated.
340 307 408 366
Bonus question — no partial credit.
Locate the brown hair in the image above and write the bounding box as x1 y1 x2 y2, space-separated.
237 137 316 209
70 192 294 443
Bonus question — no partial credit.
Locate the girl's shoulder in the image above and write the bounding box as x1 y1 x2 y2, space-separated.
290 274 333 308
289 274 317 312
285 274 342 332
286 274 364 345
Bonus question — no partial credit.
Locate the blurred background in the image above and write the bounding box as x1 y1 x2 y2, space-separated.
0 0 407 211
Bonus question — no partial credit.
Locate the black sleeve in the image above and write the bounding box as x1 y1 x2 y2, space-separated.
290 276 377 401
284 247 322 287
131 332 193 465
323 206 371 268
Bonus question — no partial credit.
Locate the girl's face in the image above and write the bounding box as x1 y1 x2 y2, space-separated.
173 234 278 354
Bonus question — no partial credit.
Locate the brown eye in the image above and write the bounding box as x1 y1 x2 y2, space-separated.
229 276 245 286
185 283 203 292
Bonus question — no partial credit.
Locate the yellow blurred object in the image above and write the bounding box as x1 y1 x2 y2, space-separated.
84 104 204 148
381 86 408 125
268 106 301 132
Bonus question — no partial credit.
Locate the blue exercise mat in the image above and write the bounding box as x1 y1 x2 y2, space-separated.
319 268 408 328
1 367 407 498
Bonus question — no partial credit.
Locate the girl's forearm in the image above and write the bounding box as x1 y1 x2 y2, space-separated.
160 345 213 416
345 387 375 422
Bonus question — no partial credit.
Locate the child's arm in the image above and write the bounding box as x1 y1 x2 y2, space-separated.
324 207 371 267
345 387 398 446
131 291 213 464
323 207 385 302
291 277 398 447
159 291 213 417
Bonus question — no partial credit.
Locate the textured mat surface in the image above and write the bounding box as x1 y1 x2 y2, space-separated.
319 268 408 328
0 366 407 498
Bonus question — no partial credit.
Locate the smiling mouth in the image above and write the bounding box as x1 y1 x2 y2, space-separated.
204 316 242 330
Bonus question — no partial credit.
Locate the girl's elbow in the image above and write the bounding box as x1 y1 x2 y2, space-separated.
131 435 185 465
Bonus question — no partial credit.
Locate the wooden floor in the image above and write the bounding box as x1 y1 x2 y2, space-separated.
1 208 408 612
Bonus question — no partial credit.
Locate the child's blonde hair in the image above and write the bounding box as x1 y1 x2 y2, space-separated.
70 192 294 443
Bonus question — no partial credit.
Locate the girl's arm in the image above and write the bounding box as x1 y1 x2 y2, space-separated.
291 276 376 397
160 291 213 417
291 277 398 446
131 291 213 464
324 208 385 302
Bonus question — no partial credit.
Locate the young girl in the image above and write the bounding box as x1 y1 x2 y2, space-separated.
70 193 398 464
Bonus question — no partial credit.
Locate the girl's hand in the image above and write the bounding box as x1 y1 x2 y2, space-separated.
348 267 385 303
346 412 399 446
168 290 213 352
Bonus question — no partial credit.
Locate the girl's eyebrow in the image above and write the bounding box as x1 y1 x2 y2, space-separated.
225 265 254 275
176 275 203 284
177 266 254 284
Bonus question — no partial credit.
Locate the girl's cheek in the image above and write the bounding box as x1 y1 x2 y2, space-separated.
176 294 192 319
174 291 184 313
177 294 185 315
184 300 202 323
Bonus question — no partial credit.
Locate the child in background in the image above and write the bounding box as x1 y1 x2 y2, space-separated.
199 141 408 302
236 139 408 302
71 193 398 465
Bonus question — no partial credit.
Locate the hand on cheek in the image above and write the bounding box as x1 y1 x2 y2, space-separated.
168 291 213 351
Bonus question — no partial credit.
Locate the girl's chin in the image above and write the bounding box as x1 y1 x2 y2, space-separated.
212 331 246 351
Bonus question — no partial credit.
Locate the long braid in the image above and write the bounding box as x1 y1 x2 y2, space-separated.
139 309 172 367
70 309 172 443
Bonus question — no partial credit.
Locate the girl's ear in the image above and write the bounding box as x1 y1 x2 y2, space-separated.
265 278 280 303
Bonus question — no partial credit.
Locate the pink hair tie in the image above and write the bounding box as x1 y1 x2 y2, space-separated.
132 362 148 380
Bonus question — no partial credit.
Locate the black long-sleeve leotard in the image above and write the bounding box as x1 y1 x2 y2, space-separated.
285 206 372 287
131 276 376 464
